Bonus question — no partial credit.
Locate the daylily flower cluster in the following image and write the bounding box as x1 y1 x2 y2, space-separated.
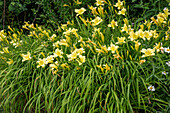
114 0 126 15
0 0 169 77
21 52 32 62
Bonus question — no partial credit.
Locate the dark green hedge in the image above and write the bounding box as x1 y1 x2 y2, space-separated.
0 0 168 29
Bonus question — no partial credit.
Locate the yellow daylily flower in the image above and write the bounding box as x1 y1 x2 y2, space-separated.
21 52 32 62
75 48 85 55
49 63 58 70
108 43 119 53
108 19 118 29
59 39 69 47
53 48 63 58
75 7 86 16
37 58 47 68
7 59 13 65
128 30 139 41
63 28 72 36
157 16 166 25
71 28 79 38
46 55 54 64
163 7 169 19
53 41 60 48
144 31 152 40
61 24 67 30
134 41 141 51
141 48 155 57
49 34 56 41
153 43 163 52
67 51 78 61
114 0 123 9
91 16 103 26
121 24 131 33
89 5 98 15
29 23 35 29
137 29 145 39
118 7 126 15
95 0 104 6
77 55 86 65
116 37 126 44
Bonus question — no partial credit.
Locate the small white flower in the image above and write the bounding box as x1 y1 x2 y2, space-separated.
148 85 155 91
163 7 167 11
164 47 170 53
162 71 168 75
166 61 170 66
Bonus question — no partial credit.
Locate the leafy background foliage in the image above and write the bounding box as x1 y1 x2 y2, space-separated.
0 0 96 29
126 0 169 23
0 0 169 29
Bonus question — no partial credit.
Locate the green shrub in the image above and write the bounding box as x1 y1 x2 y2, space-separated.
0 0 169 30
0 0 96 29
126 0 169 23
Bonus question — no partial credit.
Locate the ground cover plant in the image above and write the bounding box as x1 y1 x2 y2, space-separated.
0 0 170 112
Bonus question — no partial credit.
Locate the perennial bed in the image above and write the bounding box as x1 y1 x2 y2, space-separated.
0 0 169 112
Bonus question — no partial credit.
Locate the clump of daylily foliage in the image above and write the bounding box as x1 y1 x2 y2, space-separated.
0 0 169 112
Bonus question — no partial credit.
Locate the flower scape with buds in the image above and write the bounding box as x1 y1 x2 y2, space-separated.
0 0 169 112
